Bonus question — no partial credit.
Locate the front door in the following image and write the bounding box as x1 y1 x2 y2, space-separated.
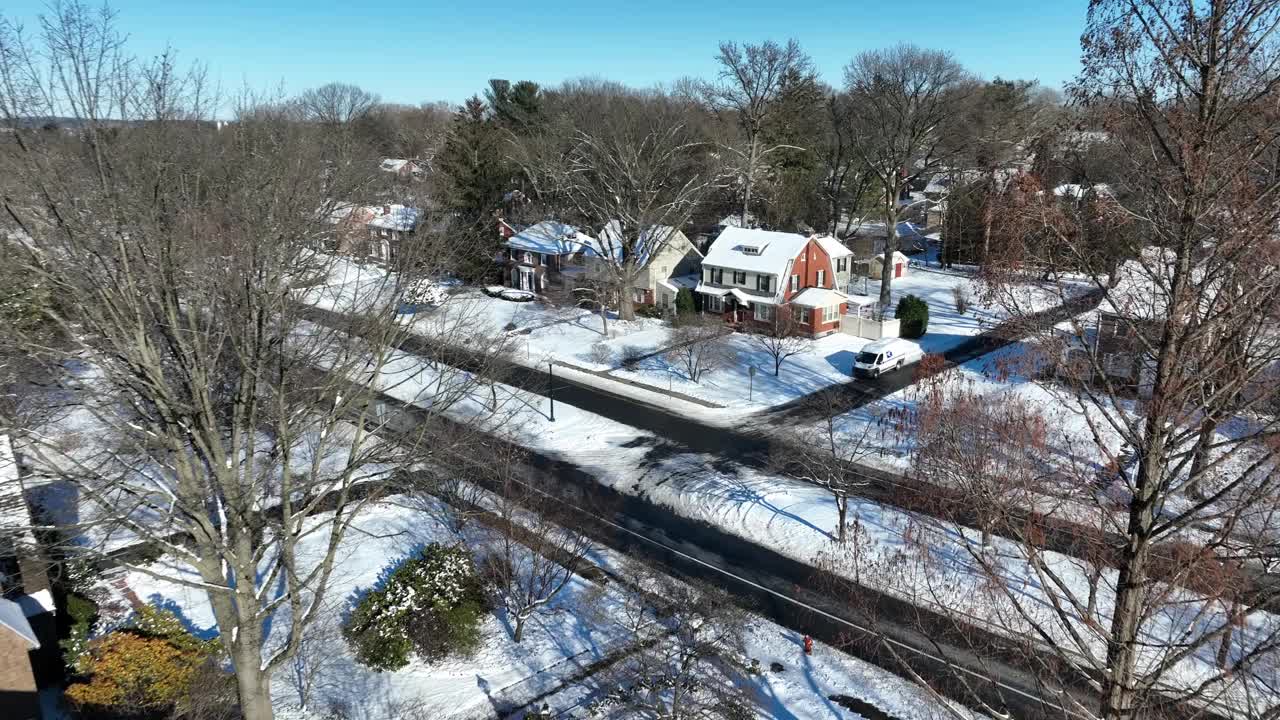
518 268 533 291
894 262 903 279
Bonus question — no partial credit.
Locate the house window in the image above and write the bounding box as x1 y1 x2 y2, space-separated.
816 270 826 287
522 251 533 264
754 303 774 321
837 258 848 272
822 305 839 324
633 288 648 304
705 295 723 313
733 271 747 285
707 268 724 284
540 253 549 266
757 275 772 292
790 275 799 292
793 305 809 325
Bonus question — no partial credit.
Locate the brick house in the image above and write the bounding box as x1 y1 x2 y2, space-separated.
497 220 598 293
0 435 53 720
328 203 422 264
695 227 854 338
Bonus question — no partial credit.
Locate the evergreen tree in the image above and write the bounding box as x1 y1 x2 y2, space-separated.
437 96 511 276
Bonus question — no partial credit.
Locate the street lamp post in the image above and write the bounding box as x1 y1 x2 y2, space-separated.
548 362 556 422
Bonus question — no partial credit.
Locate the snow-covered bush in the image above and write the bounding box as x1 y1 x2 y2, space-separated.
342 544 488 671
588 342 613 366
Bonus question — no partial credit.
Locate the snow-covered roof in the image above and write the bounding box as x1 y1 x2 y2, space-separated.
718 212 757 228
694 283 730 297
702 227 810 277
730 288 779 305
591 221 697 265
380 158 411 172
1100 246 1181 320
874 251 912 264
814 235 852 259
661 274 701 294
1053 183 1113 199
790 287 848 309
368 205 421 232
0 598 38 649
851 221 925 240
506 220 598 256
328 203 421 232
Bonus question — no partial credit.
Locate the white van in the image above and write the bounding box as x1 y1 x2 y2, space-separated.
853 338 924 378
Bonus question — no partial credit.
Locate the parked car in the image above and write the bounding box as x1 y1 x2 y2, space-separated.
853 338 924 378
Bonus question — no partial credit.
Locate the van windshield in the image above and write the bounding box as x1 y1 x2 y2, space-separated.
856 351 880 365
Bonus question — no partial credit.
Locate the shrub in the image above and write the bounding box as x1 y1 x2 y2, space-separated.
951 285 970 314
588 342 613 366
675 288 696 317
61 592 100 673
65 607 221 718
635 304 664 319
895 294 929 339
342 544 487 671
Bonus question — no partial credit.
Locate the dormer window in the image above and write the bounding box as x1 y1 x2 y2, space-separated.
741 246 761 256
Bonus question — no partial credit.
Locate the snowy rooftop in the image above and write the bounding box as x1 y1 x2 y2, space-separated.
506 220 598 256
850 221 925 239
790 286 848 308
591 220 697 264
379 158 411 172
1053 183 1113 199
814 235 852 259
0 598 38 649
328 203 421 232
702 226 810 277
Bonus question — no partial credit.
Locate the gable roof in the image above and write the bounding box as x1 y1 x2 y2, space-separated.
814 235 852 259
702 227 810 276
591 221 700 265
506 221 598 256
0 598 38 649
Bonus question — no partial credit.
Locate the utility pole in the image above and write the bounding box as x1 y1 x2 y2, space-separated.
548 362 556 422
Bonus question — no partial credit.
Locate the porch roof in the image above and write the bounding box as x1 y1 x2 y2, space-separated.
790 287 849 309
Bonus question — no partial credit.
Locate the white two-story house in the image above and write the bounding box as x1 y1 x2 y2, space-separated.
695 227 854 337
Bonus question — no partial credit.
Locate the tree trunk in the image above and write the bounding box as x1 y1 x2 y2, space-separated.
1100 455 1159 720
618 290 636 322
1217 598 1239 670
1186 414 1217 498
878 199 898 309
514 615 526 644
836 496 848 543
233 640 274 720
743 137 759 227
980 171 996 264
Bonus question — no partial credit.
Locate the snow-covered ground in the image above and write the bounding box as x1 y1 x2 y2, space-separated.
297 258 1085 416
355 341 1279 718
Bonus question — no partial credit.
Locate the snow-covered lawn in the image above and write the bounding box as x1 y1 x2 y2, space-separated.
610 331 873 410
358 342 1279 718
108 495 639 720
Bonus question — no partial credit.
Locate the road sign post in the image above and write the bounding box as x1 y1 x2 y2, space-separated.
748 365 756 402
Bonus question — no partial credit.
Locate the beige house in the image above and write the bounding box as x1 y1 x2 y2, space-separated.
585 223 703 310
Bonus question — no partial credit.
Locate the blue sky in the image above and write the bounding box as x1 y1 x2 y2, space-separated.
5 0 1088 110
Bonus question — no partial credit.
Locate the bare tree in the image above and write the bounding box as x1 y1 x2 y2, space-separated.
664 319 729 383
0 6 509 720
770 388 876 543
514 91 719 321
296 81 379 125
892 2 1280 718
746 308 811 376
481 448 594 644
703 39 814 227
844 45 972 308
591 572 752 720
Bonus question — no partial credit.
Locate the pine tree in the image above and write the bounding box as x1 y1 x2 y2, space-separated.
437 96 511 275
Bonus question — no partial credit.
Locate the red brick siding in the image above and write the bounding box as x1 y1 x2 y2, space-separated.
782 238 836 302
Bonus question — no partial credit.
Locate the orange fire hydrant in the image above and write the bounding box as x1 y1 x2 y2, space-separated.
803 634 813 655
